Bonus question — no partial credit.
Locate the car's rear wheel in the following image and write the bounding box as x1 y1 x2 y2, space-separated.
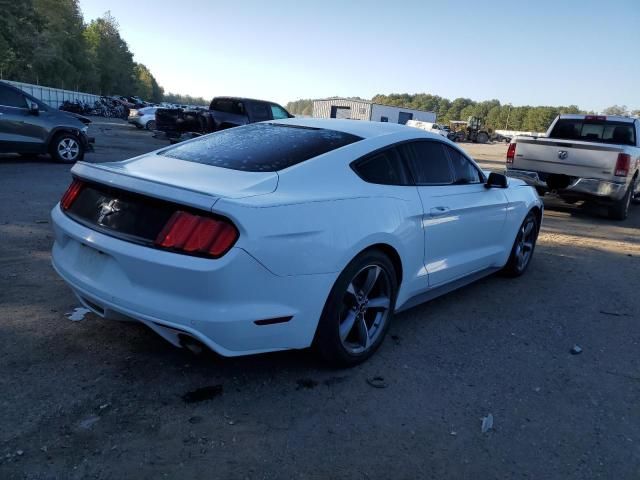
50 133 84 163
145 120 156 131
630 175 639 205
608 183 632 220
314 250 398 367
501 211 539 277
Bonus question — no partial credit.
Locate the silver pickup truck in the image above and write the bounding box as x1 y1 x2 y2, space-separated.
506 114 640 220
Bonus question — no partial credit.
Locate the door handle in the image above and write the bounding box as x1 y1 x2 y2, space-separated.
430 206 450 217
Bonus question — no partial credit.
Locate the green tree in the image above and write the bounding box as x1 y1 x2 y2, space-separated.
602 105 628 116
0 0 40 82
84 12 136 95
32 0 94 90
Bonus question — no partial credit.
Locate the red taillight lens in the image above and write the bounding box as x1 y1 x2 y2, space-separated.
60 179 84 210
155 211 238 258
614 153 631 177
506 143 516 164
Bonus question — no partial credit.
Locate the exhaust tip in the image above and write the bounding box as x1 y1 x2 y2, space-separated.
178 334 207 355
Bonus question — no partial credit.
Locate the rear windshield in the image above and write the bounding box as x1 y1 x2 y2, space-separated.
160 123 362 172
549 119 636 146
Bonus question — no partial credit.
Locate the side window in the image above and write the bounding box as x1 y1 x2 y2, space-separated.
270 104 289 120
445 146 482 184
250 102 271 122
380 116 389 122
401 141 453 185
0 86 27 108
233 101 245 115
353 147 411 186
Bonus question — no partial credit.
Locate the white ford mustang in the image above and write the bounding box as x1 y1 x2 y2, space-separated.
51 118 542 365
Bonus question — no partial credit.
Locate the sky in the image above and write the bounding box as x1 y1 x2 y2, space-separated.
78 0 640 111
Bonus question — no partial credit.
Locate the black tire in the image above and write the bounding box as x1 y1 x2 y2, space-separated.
501 211 539 277
134 123 143 129
476 132 489 144
314 249 398 367
49 133 84 163
631 176 640 205
608 184 632 220
145 120 156 131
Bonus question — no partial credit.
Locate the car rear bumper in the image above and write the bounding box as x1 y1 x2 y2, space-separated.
50 204 335 357
506 168 627 200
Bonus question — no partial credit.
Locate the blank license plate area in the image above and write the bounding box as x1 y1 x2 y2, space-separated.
74 243 109 277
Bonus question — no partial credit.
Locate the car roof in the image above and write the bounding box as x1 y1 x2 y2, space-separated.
272 118 426 139
558 114 636 123
213 96 285 105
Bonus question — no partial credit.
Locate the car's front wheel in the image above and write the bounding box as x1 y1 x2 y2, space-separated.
314 249 398 367
145 120 156 131
50 133 84 163
501 211 539 277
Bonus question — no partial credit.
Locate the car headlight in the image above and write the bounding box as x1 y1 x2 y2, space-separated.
81 126 89 133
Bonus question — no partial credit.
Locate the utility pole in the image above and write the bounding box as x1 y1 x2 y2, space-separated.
505 104 512 130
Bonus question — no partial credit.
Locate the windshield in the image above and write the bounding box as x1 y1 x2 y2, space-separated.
549 118 636 146
160 123 362 172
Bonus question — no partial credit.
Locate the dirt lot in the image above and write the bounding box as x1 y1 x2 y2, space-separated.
1 119 639 479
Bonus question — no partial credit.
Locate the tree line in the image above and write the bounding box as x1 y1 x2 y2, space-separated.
287 95 640 133
0 0 165 102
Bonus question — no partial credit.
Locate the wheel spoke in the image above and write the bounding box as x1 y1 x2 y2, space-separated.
346 282 357 299
367 296 390 310
339 310 358 341
357 316 371 348
360 266 380 297
523 221 534 237
523 241 533 251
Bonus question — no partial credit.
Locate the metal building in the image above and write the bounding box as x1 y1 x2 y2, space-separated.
4 80 101 109
312 98 436 124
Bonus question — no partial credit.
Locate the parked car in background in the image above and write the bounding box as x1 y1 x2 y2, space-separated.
51 119 542 366
506 114 640 220
128 106 158 130
0 81 94 162
406 120 449 137
155 96 293 142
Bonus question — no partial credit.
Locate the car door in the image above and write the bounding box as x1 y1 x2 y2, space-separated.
0 84 42 153
399 140 508 287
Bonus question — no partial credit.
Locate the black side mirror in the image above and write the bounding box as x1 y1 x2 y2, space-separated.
29 102 39 115
485 172 508 189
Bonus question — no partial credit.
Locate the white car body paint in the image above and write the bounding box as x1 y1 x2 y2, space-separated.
51 118 542 357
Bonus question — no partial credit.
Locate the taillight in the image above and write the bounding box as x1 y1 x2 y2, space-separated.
585 115 606 121
614 153 631 177
60 179 84 210
506 143 516 164
155 211 238 258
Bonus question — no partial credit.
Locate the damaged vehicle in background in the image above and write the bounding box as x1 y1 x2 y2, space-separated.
154 96 293 143
128 106 159 131
0 80 94 163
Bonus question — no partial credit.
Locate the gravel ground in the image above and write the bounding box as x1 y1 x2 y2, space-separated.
1 119 639 479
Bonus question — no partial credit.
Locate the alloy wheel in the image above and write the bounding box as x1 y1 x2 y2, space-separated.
514 217 536 271
57 138 80 161
338 264 392 354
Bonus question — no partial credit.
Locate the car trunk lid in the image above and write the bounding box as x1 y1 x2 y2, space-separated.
71 156 278 210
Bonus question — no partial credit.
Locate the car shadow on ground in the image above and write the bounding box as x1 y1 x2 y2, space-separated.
0 153 56 164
